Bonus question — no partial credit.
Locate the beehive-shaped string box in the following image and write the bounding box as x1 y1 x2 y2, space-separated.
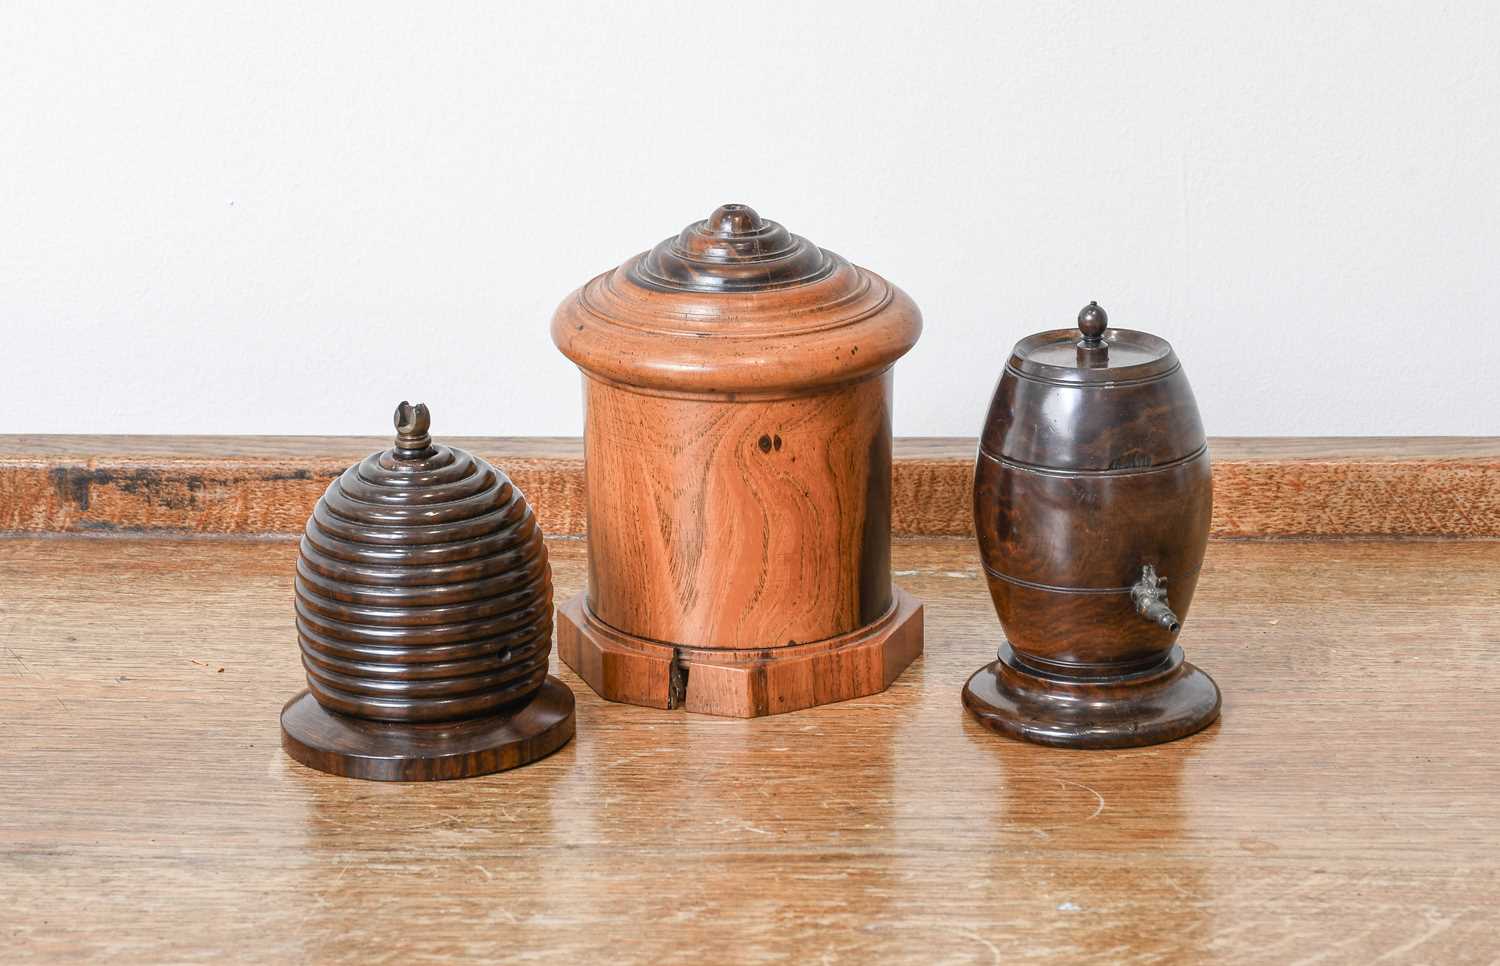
279 402 574 780
551 204 924 717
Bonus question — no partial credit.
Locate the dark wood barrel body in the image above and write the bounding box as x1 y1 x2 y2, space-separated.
974 332 1212 675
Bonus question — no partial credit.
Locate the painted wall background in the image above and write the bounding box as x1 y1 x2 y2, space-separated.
4 1 1497 436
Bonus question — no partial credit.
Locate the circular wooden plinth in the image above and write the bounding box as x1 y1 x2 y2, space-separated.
280 677 575 781
963 644 1220 749
556 588 924 717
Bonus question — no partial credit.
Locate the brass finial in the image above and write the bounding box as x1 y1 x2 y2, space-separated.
393 401 432 457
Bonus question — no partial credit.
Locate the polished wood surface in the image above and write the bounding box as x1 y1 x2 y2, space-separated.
4 435 1497 538
578 373 895 649
557 585 923 717
2 534 1497 962
969 309 1218 747
550 204 923 397
280 682 574 782
550 204 923 714
281 403 573 780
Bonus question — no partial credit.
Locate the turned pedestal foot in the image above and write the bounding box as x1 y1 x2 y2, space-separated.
963 644 1220 749
281 678 575 781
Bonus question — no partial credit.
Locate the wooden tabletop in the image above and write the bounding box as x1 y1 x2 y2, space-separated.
3 535 1498 963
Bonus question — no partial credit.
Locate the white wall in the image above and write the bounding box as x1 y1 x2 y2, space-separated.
4 2 1497 437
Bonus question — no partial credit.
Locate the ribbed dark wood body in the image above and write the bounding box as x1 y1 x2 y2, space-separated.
280 404 574 780
296 445 553 721
965 319 1221 748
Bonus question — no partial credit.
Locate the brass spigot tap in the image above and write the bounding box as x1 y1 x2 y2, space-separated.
1131 564 1181 633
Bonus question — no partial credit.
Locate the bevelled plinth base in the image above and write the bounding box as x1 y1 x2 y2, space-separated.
557 588 923 717
280 677 575 781
963 643 1220 749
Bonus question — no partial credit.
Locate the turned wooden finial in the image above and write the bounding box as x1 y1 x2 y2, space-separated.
1078 301 1108 344
706 203 764 235
1076 301 1110 367
627 202 833 293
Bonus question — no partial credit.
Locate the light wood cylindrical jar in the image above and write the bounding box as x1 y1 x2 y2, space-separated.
551 203 923 716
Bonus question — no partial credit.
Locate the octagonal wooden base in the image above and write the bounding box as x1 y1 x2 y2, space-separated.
280 676 575 781
557 587 923 717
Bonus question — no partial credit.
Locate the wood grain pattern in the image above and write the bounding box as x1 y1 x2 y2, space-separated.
0 436 583 536
549 203 923 714
3 535 1498 963
2 436 1498 537
556 585 923 717
580 374 893 648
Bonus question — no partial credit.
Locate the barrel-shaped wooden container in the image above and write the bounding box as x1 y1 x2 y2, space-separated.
963 303 1221 748
551 204 923 717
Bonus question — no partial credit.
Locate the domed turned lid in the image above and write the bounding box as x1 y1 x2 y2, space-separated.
1010 301 1179 385
630 203 835 293
551 203 922 396
294 402 553 724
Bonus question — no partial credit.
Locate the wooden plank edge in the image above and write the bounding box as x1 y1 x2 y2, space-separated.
1 437 1496 539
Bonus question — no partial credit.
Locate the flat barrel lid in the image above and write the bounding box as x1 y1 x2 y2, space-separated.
551 203 922 396
1010 302 1178 384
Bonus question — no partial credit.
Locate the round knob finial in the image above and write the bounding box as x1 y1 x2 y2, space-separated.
1078 301 1108 346
393 400 432 456
707 203 763 236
